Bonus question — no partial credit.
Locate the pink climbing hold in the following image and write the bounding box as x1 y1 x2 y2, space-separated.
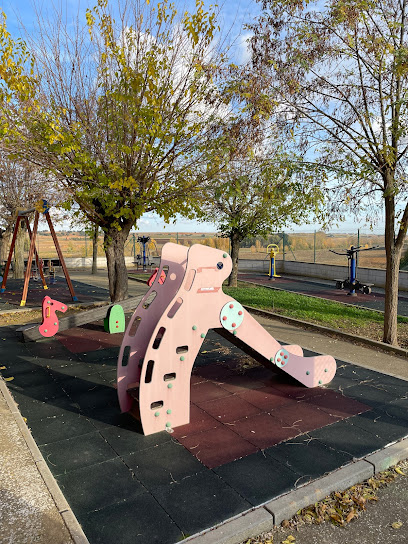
223 316 227 321
38 296 68 338
147 268 166 287
229 303 234 308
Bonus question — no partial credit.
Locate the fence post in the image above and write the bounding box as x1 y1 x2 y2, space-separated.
314 230 316 263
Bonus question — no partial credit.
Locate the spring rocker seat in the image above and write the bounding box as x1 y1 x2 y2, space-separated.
117 243 337 435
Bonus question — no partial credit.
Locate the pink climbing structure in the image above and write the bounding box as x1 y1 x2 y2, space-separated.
117 243 337 435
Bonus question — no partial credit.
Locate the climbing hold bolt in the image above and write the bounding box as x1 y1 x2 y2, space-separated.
192 325 197 330
270 357 274 362
229 303 234 309
306 371 310 375
155 412 160 417
233 330 237 335
238 310 243 315
231 322 236 328
166 422 171 428
324 368 328 372
167 409 172 414
44 329 47 333
222 316 227 321
167 383 173 389
201 333 205 338
318 380 322 385
180 356 185 361
54 322 57 326
223 253 227 258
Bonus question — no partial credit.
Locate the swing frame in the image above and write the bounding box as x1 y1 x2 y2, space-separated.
0 200 78 306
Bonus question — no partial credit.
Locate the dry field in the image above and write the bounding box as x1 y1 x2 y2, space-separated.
30 230 408 270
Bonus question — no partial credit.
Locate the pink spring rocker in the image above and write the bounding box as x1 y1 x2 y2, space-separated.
39 296 67 337
117 243 337 435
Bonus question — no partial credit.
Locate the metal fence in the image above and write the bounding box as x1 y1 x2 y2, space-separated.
28 229 408 271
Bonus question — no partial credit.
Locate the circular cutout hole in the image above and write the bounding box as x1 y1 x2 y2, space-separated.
170 273 176 280
217 262 223 270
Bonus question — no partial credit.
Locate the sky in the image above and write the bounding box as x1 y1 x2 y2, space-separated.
0 0 386 235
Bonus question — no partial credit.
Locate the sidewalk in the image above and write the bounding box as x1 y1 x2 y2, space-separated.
1 270 408 544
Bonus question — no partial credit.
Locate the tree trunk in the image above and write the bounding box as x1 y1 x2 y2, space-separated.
228 232 240 287
0 229 11 263
13 222 27 279
92 226 99 275
104 226 131 302
383 186 401 345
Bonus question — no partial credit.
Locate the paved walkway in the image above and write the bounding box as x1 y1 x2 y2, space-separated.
239 272 408 316
1 270 408 544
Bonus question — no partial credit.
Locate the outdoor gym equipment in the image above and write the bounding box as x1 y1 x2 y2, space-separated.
0 199 77 306
266 244 280 279
117 243 337 436
104 304 126 334
135 236 157 271
38 296 67 337
330 245 378 296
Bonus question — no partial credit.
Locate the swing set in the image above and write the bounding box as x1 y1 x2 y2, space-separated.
0 199 77 306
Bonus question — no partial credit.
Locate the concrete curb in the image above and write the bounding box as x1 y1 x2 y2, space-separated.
185 440 408 544
243 305 408 359
0 378 90 544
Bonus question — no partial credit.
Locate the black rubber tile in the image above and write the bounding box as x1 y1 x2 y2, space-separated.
8 381 67 402
69 385 119 409
59 376 104 398
0 359 45 376
5 367 55 389
342 384 398 407
123 440 206 490
80 404 131 430
77 346 120 363
266 437 353 486
308 419 383 458
12 393 80 421
56 458 146 515
49 361 102 381
30 412 96 446
349 410 408 443
80 492 182 544
213 451 299 506
100 420 171 456
153 470 250 535
39 431 116 476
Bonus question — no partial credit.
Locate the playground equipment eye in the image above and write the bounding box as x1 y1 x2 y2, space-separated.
217 262 223 270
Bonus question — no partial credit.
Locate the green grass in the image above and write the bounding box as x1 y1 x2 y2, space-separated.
224 283 408 331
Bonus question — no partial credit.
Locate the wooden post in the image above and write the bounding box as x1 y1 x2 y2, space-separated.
20 212 39 306
44 212 78 301
1 216 22 293
24 217 48 291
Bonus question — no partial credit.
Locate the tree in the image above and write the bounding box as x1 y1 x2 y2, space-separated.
0 156 47 278
250 0 408 345
199 124 323 286
2 0 230 301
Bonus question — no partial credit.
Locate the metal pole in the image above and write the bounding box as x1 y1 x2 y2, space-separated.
357 228 360 270
282 233 286 262
314 230 316 263
85 230 88 258
133 233 136 260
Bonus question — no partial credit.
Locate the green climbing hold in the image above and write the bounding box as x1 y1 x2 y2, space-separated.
192 325 197 330
180 356 185 361
233 330 237 335
44 329 47 333
167 409 172 414
167 383 173 389
166 422 171 428
306 371 310 375
270 357 274 362
104 304 125 334
154 412 160 417
223 253 228 258
318 380 322 384
200 333 205 338
54 322 57 326
324 368 328 372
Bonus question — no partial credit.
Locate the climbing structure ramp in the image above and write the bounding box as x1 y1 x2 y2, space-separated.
117 243 337 435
